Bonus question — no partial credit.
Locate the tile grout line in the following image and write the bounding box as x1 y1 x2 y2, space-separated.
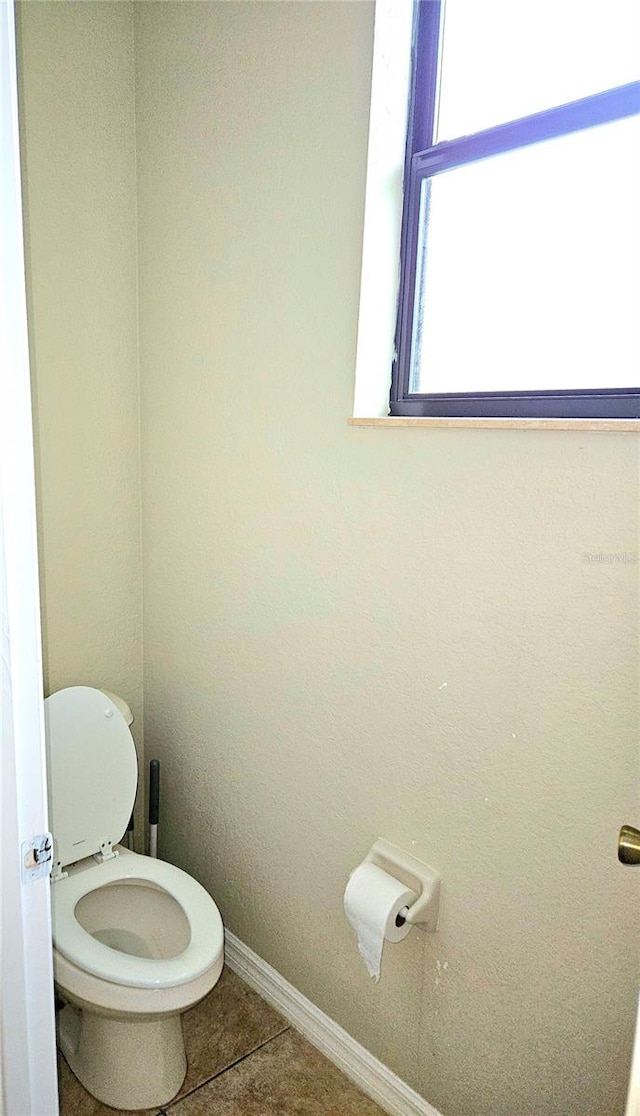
166 1025 291 1110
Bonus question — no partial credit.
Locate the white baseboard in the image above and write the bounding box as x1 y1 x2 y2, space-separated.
224 932 442 1116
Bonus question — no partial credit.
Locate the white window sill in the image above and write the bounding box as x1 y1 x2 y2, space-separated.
348 416 640 432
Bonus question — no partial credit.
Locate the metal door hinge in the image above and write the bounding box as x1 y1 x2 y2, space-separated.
21 833 53 883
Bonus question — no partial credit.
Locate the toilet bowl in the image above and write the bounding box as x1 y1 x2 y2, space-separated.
45 686 224 1111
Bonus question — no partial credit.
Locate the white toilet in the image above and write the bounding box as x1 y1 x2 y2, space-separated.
45 686 224 1111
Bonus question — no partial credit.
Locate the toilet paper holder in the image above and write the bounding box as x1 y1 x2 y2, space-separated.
364 839 441 932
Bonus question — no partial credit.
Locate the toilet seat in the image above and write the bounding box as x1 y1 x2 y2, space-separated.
52 852 224 989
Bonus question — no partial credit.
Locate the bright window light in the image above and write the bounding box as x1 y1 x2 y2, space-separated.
411 114 640 394
436 0 640 141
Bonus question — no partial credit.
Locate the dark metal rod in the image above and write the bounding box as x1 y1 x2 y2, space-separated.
149 759 160 857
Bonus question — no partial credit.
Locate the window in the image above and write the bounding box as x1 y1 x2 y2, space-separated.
390 0 640 419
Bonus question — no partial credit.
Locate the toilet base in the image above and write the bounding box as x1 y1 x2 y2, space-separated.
58 1002 187 1110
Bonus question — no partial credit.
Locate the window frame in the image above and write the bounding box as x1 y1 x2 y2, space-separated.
390 0 640 420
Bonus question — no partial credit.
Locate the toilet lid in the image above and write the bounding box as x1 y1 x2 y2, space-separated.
45 687 138 869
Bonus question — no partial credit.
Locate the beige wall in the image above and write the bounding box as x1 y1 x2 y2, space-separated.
135 5 639 1115
16 2 640 1114
17 1 144 825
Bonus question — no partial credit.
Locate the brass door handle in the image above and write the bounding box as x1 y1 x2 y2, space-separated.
618 825 640 865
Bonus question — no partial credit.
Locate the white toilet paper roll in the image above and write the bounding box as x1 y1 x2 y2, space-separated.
344 862 417 981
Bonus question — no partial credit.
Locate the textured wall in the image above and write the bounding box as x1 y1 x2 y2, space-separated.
135 4 639 1115
17 2 144 832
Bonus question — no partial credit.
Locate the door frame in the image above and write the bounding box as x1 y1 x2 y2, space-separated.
0 1 58 1112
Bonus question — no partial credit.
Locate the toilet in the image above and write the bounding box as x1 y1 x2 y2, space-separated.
45 686 224 1111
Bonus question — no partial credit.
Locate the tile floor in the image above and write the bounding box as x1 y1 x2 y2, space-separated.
58 967 387 1115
